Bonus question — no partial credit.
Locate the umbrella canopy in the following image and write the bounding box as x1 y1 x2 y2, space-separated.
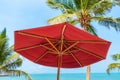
14 22 111 80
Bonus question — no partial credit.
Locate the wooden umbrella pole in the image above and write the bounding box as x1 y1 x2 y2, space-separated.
57 54 62 80
57 64 60 80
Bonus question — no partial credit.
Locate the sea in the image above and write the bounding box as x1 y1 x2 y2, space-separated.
0 73 120 80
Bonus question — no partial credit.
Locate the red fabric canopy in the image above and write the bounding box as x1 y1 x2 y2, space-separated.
14 22 111 68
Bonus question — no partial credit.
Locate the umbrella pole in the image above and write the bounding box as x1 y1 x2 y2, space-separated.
57 55 62 80
57 64 61 80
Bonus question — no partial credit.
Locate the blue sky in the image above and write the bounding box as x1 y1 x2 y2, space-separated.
0 0 120 73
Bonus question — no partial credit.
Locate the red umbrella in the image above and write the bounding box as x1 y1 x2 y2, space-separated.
14 22 111 80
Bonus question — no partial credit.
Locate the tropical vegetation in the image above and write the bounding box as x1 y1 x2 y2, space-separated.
107 54 120 73
0 29 32 80
46 0 120 80
46 0 120 35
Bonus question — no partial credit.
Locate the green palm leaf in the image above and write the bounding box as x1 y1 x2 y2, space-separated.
112 54 120 61
47 0 120 36
89 0 112 16
4 58 22 70
0 65 8 73
6 70 32 80
46 0 75 13
0 28 6 38
0 29 9 64
93 16 120 31
86 24 98 36
113 0 120 6
47 13 77 24
107 53 120 74
0 29 32 80
107 63 120 74
3 53 22 70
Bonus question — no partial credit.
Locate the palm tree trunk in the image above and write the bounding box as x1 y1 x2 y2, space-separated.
86 65 90 80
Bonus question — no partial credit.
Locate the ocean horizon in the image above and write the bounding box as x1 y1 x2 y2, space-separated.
0 73 120 80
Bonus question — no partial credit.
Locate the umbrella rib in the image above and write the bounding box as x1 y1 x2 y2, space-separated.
45 37 59 53
75 46 104 59
62 41 79 53
63 50 80 55
63 44 83 67
67 40 109 44
16 31 59 40
60 25 66 51
65 42 104 59
70 53 83 67
78 40 109 44
18 31 108 44
40 44 57 53
15 43 57 53
16 31 44 39
34 51 49 63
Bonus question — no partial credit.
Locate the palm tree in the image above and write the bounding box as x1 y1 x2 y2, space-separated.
46 0 120 80
0 29 32 80
107 54 120 74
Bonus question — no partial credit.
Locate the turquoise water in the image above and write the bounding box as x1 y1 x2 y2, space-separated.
0 73 120 80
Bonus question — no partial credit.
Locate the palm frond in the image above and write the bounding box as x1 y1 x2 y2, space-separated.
4 58 22 70
112 54 120 61
0 66 32 80
0 29 31 79
93 16 120 31
0 65 8 73
0 38 7 53
89 0 113 16
68 20 80 25
3 53 20 65
86 24 98 36
7 70 32 80
106 63 120 74
84 0 100 10
0 45 13 65
0 28 6 38
46 0 75 13
113 0 120 6
0 28 8 52
0 29 9 64
3 45 13 56
83 0 100 11
46 0 64 9
47 13 77 24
